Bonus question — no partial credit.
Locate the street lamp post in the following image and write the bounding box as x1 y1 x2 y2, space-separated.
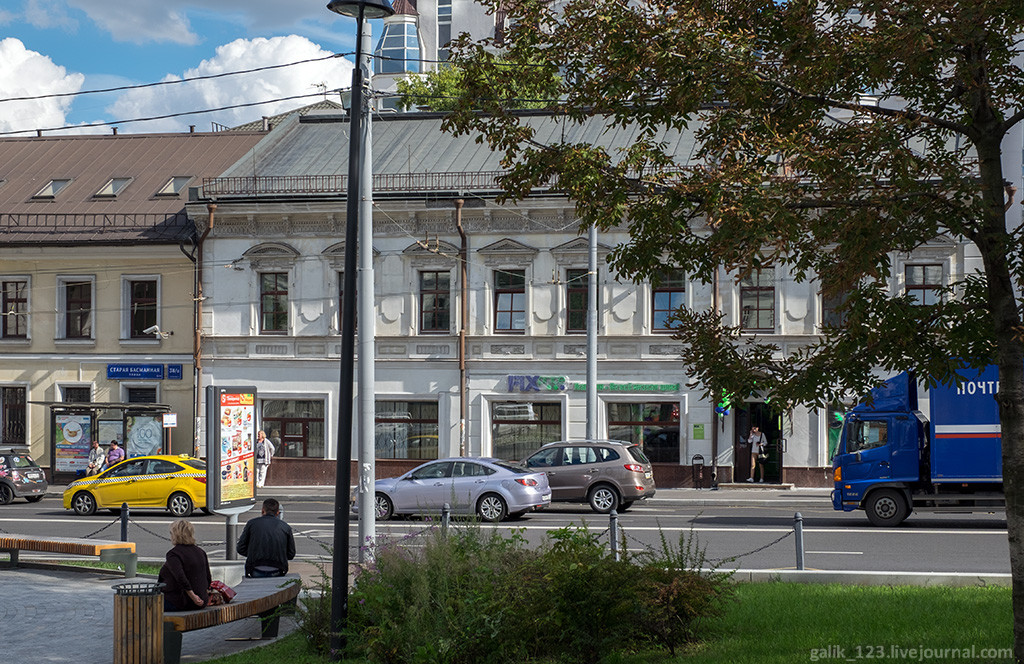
326 0 394 657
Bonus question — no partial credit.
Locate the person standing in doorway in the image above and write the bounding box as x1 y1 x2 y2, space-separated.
254 430 275 489
106 440 125 468
746 425 768 483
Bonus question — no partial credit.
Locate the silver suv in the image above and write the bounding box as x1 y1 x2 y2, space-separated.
522 440 656 513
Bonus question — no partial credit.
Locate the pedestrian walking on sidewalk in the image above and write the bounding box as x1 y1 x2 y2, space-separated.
254 430 275 488
746 425 768 483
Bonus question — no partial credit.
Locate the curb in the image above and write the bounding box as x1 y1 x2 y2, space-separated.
725 568 1012 587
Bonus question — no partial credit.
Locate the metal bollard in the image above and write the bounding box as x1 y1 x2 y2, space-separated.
794 512 805 570
609 509 619 561
120 503 129 542
442 503 450 536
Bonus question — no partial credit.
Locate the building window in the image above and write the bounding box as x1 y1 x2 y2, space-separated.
607 402 680 463
128 280 158 338
437 0 452 61
1 387 27 446
94 177 132 198
260 273 288 334
63 386 92 403
126 387 158 403
652 268 686 332
905 264 943 305
156 176 192 196
262 399 325 458
490 401 562 460
33 178 72 199
740 267 775 332
63 280 93 339
375 20 421 74
821 289 849 329
566 268 590 333
375 401 439 459
1 280 28 339
419 271 450 333
494 269 526 333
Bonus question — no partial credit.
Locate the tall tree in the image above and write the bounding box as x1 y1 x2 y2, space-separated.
442 0 1024 655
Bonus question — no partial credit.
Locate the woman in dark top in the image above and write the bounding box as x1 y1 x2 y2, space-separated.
158 520 211 611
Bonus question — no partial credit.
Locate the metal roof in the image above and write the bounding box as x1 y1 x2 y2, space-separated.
206 111 701 197
0 131 265 244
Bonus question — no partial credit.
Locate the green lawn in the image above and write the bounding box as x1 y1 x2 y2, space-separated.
203 582 1014 664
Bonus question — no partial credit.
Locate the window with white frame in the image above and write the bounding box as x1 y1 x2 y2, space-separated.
1 279 28 339
905 264 943 305
821 288 850 329
740 267 775 332
419 270 451 333
259 272 289 334
566 268 591 334
437 0 452 61
94 177 132 198
652 268 686 332
494 269 526 333
59 277 94 339
125 278 158 339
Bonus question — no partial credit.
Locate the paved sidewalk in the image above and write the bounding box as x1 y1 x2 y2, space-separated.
2 566 297 664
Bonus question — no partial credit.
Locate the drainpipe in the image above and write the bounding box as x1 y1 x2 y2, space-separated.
194 204 216 457
456 199 467 456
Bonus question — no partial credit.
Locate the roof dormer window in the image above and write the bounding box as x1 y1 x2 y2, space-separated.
94 177 133 198
156 176 193 197
33 178 72 199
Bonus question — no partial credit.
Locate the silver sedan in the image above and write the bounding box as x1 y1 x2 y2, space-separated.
364 457 551 522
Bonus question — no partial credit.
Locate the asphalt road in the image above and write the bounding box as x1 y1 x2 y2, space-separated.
0 497 1009 575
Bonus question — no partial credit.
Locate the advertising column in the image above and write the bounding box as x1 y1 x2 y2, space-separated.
206 386 257 559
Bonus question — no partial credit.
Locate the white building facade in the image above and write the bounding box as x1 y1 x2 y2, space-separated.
190 111 963 486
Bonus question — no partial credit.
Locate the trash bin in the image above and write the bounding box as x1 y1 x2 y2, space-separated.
691 454 705 489
113 581 164 664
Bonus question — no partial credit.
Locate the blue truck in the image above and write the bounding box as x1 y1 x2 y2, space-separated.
831 367 1003 526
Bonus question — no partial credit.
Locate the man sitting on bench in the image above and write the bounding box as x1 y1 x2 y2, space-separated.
236 498 296 578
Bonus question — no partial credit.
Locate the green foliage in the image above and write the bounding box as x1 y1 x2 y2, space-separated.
395 54 559 112
335 523 731 664
294 556 334 656
439 0 1024 413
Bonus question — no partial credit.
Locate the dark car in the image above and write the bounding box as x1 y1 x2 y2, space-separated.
0 449 48 504
522 440 656 513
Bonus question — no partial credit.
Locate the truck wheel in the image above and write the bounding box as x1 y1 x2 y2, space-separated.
865 489 908 527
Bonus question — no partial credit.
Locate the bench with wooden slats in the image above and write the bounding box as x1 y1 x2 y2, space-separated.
0 533 137 576
161 574 301 664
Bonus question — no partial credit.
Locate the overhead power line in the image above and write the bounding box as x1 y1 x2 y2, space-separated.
0 89 349 138
0 52 355 105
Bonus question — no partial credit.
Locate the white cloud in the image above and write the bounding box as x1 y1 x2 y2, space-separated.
24 0 78 31
66 0 341 46
68 0 198 45
107 35 353 133
0 38 85 136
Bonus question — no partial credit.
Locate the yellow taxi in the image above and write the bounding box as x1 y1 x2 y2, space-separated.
63 455 207 517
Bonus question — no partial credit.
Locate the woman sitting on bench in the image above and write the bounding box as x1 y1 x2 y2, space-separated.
159 520 212 611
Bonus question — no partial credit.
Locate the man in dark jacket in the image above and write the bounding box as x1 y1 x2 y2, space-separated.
236 498 296 577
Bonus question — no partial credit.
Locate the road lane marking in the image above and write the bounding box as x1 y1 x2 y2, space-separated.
806 550 864 555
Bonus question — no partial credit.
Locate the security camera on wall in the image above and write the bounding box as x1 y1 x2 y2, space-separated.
143 325 160 335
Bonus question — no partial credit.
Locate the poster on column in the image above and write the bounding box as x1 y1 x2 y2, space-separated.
206 385 257 512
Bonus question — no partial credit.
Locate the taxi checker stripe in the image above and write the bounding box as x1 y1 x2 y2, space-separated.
72 472 205 487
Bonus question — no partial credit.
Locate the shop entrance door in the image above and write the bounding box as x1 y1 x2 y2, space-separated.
733 403 784 483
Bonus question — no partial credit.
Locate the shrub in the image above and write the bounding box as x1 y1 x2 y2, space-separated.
325 522 731 664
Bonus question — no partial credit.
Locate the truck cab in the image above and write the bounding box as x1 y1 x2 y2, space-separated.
832 368 1004 526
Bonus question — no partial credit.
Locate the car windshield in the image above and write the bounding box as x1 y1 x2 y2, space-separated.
183 459 206 471
626 445 651 465
492 461 529 474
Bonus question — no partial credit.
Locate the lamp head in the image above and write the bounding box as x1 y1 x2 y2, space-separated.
327 0 395 19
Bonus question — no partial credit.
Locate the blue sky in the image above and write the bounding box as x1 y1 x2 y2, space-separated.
0 0 375 135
